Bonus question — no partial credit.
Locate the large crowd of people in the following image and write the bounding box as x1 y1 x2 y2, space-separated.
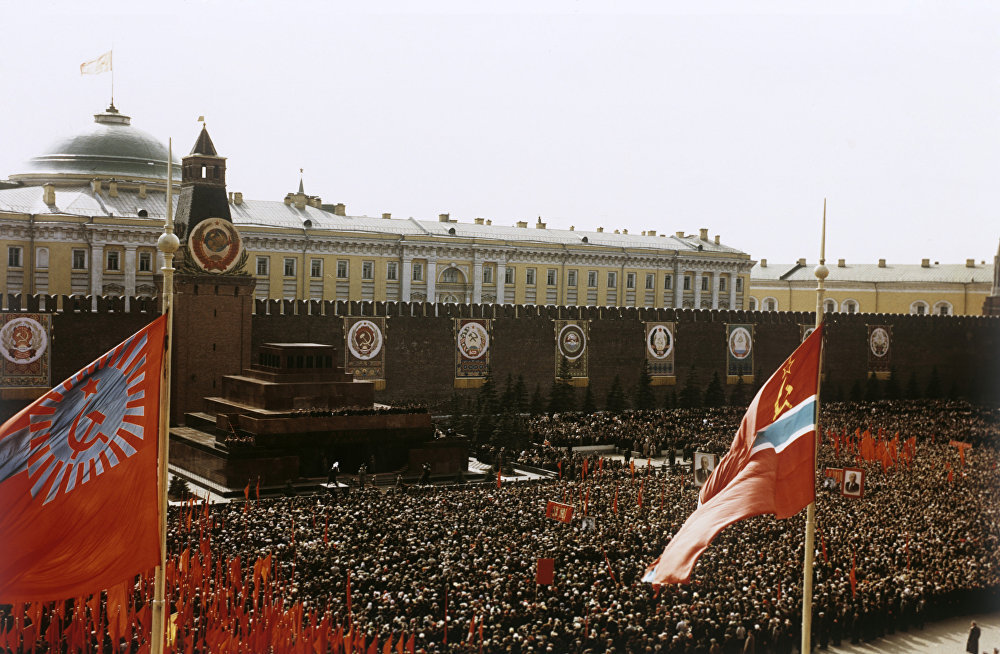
158 399 999 653
3 400 997 653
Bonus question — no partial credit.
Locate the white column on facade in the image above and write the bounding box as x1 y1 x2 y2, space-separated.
496 261 506 304
426 258 437 303
711 270 720 309
90 242 104 310
693 270 702 308
673 261 683 308
729 269 737 309
401 255 413 301
124 245 137 312
472 252 483 304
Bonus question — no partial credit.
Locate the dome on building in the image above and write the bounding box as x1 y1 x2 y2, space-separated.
9 105 180 187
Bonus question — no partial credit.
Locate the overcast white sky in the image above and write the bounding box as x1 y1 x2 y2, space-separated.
1 0 997 265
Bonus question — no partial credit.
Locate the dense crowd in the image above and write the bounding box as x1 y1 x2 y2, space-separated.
157 399 1000 653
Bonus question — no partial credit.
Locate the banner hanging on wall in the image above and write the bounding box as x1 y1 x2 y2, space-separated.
644 322 675 377
867 325 891 373
455 318 491 380
0 313 51 388
344 316 386 381
554 320 589 378
726 323 754 378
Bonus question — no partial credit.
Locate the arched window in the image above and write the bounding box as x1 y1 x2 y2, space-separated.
910 301 929 315
763 297 778 312
934 301 953 316
824 299 837 313
441 267 463 284
748 297 758 311
841 299 858 314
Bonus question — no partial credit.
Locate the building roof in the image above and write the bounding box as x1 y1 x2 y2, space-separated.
189 126 218 156
8 105 180 185
0 184 749 258
751 260 993 284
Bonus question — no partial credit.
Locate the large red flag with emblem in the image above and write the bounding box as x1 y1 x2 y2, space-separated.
644 325 823 584
0 315 166 601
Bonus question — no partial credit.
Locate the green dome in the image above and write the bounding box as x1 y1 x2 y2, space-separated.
11 105 180 184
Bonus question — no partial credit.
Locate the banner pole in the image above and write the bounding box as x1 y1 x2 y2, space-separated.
151 139 179 654
802 199 828 654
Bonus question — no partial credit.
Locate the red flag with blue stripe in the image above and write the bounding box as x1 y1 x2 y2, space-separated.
0 315 166 601
644 325 823 584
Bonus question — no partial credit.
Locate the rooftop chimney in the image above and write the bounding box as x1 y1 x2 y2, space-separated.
760 258 767 268
439 213 450 222
139 183 147 199
383 212 392 219
675 231 684 238
622 228 628 234
648 230 656 236
614 229 620 234
92 179 102 194
714 234 720 245
473 217 484 225
878 259 886 268
597 227 604 232
797 257 806 266
334 203 346 216
966 258 976 268
921 258 930 268
699 228 709 240
535 218 546 229
516 221 527 228
569 225 575 231
108 180 118 197
486 219 492 225
42 184 55 206
838 258 845 267
234 192 243 205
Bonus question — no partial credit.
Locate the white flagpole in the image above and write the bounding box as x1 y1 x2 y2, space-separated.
802 200 828 654
151 139 179 654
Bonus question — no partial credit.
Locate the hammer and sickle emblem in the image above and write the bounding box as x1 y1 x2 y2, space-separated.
69 404 109 457
773 358 795 420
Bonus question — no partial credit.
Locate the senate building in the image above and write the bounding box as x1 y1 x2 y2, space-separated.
0 103 994 315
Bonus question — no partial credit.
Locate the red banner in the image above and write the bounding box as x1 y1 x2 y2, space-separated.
536 558 555 585
545 501 574 523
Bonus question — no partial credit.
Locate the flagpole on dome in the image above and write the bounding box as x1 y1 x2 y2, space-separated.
151 138 179 654
801 199 829 654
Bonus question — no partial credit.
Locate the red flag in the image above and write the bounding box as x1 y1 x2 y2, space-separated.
244 479 250 501
582 458 587 480
535 558 555 585
849 554 857 598
384 635 393 653
602 548 619 585
819 530 828 563
497 469 501 489
346 570 352 629
397 632 404 654
644 326 823 585
406 633 415 654
612 483 618 515
368 635 378 654
629 460 635 479
0 316 166 601
637 479 644 508
557 461 562 479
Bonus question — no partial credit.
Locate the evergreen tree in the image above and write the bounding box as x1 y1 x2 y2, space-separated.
500 373 515 408
606 375 626 412
548 357 575 414
704 371 726 407
728 375 747 407
679 365 702 409
448 392 465 430
849 379 863 402
581 384 597 415
168 475 191 500
883 368 900 400
635 360 655 410
864 374 881 402
925 366 942 399
662 387 674 410
514 375 528 413
529 384 545 415
906 371 921 399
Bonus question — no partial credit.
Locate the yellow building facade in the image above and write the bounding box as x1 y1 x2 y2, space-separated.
748 256 993 316
0 106 755 310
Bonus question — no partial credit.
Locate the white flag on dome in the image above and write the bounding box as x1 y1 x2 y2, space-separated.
80 51 112 75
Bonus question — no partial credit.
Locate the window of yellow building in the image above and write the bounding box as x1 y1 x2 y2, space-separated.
587 271 597 288
607 271 617 288
106 250 120 272
526 268 536 285
139 252 152 273
73 249 87 270
283 258 296 277
387 262 398 281
483 266 493 284
337 260 349 278
362 261 374 280
256 256 269 276
626 272 636 289
546 269 557 286
310 259 323 278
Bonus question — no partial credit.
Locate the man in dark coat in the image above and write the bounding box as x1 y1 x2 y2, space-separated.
966 621 980 654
